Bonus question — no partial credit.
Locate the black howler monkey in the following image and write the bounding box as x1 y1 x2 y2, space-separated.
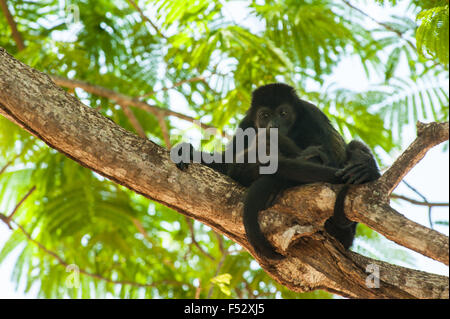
175 83 380 260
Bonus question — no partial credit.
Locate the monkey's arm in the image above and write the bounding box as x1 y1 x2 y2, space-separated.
227 136 327 187
296 145 331 165
276 133 303 158
271 132 332 167
275 158 343 184
173 142 229 174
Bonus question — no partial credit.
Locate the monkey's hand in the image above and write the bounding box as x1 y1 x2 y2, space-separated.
335 141 380 185
172 142 195 171
297 145 331 165
276 133 303 158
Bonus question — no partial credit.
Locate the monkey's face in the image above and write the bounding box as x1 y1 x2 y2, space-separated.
254 103 296 135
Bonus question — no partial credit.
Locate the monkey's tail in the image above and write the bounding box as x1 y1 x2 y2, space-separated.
243 176 285 260
333 185 353 227
325 184 356 249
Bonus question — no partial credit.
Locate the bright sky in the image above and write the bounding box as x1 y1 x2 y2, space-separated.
0 0 448 298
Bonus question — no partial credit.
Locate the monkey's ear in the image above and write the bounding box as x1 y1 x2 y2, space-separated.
294 99 311 117
238 115 254 130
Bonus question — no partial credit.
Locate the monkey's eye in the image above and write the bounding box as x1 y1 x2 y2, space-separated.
260 113 269 119
280 110 287 116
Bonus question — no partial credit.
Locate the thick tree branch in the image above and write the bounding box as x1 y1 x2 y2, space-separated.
0 48 448 298
263 183 449 265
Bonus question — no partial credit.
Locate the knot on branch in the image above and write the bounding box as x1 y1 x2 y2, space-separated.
416 121 449 142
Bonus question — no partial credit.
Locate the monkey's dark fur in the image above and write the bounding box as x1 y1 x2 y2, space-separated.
176 83 380 260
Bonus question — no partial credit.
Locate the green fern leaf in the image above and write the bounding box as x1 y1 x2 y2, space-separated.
416 5 449 64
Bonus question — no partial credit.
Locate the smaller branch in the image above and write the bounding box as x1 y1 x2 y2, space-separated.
342 0 417 51
0 213 12 229
131 217 151 241
0 160 12 175
379 121 449 195
349 252 449 299
139 76 207 98
139 64 225 98
0 148 28 176
195 278 202 299
156 113 171 148
402 180 431 206
126 0 167 39
185 217 215 260
0 155 17 175
215 232 225 255
0 0 25 51
121 105 146 138
354 201 449 265
50 75 226 138
402 180 434 228
0 215 188 289
7 185 35 222
391 194 449 207
243 279 256 299
207 250 228 298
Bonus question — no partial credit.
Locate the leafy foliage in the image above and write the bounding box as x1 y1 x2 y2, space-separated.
0 0 448 299
416 4 449 65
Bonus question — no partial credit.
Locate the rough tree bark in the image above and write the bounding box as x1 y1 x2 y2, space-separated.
0 47 448 298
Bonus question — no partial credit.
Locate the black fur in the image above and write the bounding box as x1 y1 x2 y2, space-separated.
175 83 380 259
